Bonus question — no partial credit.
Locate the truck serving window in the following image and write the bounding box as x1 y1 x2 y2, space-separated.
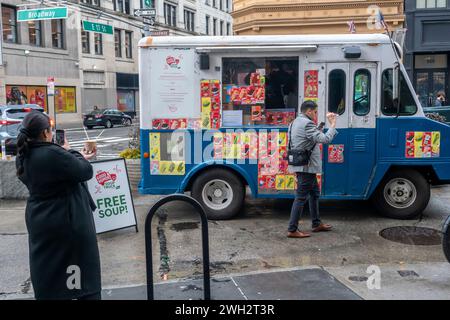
328 69 346 115
381 69 418 116
222 57 299 126
353 69 371 116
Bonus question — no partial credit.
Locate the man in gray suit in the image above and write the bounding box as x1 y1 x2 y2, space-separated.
287 100 338 238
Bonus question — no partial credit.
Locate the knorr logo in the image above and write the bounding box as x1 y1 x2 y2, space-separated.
96 170 119 189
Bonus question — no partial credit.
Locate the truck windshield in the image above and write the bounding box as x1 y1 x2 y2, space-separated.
381 69 418 116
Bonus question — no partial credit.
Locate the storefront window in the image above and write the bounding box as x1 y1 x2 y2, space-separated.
55 87 77 113
117 90 135 113
382 69 418 116
6 85 48 112
222 57 298 127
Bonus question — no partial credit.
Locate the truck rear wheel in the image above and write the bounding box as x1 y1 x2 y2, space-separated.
191 168 245 220
372 169 430 220
443 215 450 263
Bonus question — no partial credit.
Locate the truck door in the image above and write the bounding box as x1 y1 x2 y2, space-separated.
322 63 350 196
347 63 377 196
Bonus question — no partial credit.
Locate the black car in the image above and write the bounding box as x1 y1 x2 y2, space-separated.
0 104 46 155
83 109 132 129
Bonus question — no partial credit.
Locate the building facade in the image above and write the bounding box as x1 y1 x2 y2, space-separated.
232 0 404 35
0 0 233 124
405 0 450 108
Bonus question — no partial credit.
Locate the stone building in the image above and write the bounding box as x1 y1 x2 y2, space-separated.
0 0 233 124
232 0 404 35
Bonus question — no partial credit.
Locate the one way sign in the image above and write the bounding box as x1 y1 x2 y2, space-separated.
134 8 156 17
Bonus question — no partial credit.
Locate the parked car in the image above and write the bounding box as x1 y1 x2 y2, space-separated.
0 104 45 155
83 109 132 129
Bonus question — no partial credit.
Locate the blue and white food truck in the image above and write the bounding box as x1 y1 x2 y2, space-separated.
137 34 450 220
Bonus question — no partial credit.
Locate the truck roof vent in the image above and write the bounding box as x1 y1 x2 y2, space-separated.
342 46 361 59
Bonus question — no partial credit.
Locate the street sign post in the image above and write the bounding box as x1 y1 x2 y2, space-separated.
82 20 113 35
134 9 156 17
17 7 68 22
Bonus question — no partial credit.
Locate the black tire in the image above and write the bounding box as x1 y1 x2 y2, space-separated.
443 215 450 263
105 120 113 129
191 168 245 220
86 126 93 130
372 169 430 220
124 119 132 126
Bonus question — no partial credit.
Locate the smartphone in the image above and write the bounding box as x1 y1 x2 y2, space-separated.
55 129 65 146
318 122 326 130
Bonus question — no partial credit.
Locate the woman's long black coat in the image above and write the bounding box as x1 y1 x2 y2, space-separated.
16 142 101 300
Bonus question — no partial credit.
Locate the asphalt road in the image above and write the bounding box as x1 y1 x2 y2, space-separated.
61 122 137 160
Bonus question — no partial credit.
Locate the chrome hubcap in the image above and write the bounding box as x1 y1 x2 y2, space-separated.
384 178 417 209
202 179 233 210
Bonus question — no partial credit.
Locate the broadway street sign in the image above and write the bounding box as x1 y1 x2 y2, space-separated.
82 20 113 35
17 7 68 22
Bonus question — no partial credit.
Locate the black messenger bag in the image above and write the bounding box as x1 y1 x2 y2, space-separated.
287 122 316 166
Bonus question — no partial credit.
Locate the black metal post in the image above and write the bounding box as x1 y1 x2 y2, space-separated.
145 194 211 300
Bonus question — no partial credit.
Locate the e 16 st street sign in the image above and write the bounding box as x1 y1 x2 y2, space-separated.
17 7 68 22
82 20 113 35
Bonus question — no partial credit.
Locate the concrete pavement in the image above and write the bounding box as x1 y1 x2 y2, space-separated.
1 186 449 300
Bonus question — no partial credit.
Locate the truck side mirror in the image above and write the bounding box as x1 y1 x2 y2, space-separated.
393 63 400 108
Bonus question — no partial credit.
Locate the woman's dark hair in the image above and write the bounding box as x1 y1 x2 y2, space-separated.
16 111 51 177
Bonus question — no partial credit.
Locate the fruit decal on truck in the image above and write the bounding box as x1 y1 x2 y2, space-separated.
405 131 440 158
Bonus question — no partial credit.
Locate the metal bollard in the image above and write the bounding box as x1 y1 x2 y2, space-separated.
145 194 211 300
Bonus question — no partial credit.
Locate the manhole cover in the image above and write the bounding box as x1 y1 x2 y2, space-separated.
379 226 442 245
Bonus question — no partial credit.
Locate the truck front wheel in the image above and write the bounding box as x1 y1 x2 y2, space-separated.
372 169 430 220
191 168 245 220
443 215 450 263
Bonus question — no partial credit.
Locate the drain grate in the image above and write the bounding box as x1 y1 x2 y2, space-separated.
379 226 442 246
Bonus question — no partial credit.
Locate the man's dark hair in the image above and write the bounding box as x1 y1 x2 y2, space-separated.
300 100 318 113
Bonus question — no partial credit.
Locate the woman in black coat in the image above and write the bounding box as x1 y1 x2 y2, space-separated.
15 111 101 300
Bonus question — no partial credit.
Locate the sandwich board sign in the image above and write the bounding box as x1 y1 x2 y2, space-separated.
86 158 138 234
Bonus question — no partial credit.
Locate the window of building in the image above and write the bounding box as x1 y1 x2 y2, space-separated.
226 22 230 35
381 69 418 116
417 0 447 8
226 0 230 12
220 20 224 35
206 15 210 35
213 18 217 35
2 5 18 44
353 69 371 116
115 28 122 57
29 21 42 47
164 3 177 27
95 33 103 55
114 0 130 14
328 69 346 115
81 0 100 6
52 19 65 49
125 31 132 58
81 29 90 53
220 0 223 10
213 0 217 8
184 9 195 32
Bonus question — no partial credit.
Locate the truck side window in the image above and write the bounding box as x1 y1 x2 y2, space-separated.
353 69 371 116
328 69 346 115
381 69 418 116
